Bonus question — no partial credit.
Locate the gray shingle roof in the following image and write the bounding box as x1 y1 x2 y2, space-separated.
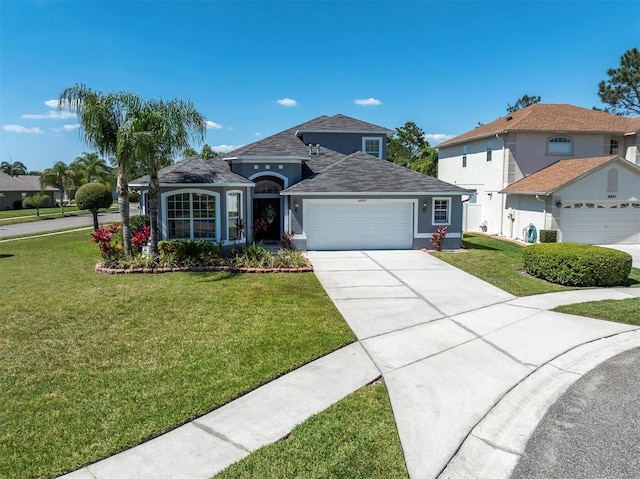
130 156 253 186
282 152 472 195
222 114 392 159
0 172 56 192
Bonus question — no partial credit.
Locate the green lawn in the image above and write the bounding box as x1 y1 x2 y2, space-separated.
216 381 408 479
432 233 640 296
555 298 640 326
0 232 355 479
0 203 117 225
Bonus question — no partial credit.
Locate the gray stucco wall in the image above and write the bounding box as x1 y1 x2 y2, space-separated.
301 133 388 158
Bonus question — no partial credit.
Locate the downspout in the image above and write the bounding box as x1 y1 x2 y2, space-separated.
535 194 547 230
495 133 506 235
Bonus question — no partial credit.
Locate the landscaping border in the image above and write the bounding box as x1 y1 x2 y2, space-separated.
95 260 314 274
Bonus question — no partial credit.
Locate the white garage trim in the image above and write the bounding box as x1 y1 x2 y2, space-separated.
558 201 640 244
304 199 416 250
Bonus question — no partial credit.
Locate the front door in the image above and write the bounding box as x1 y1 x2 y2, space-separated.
253 198 281 242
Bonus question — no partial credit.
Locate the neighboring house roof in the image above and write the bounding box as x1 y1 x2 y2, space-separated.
437 104 640 148
222 114 392 159
130 156 254 186
499 155 639 195
282 151 472 195
0 172 56 192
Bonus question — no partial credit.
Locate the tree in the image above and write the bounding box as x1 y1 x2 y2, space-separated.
201 144 219 159
124 98 206 254
59 84 139 255
506 94 541 113
182 147 198 158
22 193 49 216
70 152 110 185
40 161 75 215
387 121 438 177
1 160 27 177
598 47 640 116
76 182 113 230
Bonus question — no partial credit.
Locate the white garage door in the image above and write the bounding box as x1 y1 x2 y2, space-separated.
559 202 640 244
305 200 414 250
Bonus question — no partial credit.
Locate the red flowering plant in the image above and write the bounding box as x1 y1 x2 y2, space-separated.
430 225 448 252
131 225 150 252
91 223 123 258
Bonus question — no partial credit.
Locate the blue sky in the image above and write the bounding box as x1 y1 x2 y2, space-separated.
1 0 639 172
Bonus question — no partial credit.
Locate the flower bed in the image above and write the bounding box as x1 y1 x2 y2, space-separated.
95 260 313 274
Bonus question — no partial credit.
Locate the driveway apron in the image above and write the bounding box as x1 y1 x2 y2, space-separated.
307 250 640 479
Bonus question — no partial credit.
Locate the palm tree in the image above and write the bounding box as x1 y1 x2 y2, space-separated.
40 161 75 214
59 84 139 255
1 160 27 177
125 98 206 253
70 152 110 184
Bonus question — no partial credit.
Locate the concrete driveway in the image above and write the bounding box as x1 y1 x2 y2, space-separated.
307 250 640 478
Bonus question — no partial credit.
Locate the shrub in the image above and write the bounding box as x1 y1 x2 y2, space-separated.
523 243 632 287
158 239 221 266
539 229 558 243
22 194 50 215
129 214 150 234
128 190 140 202
431 225 448 251
76 183 112 230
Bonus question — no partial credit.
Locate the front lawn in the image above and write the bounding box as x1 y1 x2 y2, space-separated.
0 232 355 479
216 381 408 479
0 203 117 225
432 233 640 296
555 298 640 326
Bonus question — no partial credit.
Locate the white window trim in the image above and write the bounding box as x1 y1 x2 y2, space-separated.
547 136 574 155
432 197 451 225
161 188 220 241
226 190 244 242
362 137 383 158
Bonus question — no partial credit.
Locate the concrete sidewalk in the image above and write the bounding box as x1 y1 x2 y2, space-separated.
60 249 640 479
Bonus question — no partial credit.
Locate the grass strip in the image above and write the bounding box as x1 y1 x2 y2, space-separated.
215 381 408 479
554 298 640 326
0 232 355 479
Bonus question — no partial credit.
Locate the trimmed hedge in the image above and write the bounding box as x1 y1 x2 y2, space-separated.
539 229 558 243
523 243 632 287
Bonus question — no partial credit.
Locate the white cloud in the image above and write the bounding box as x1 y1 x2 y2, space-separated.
277 98 298 107
212 144 243 153
254 132 262 136
51 124 80 133
206 120 222 129
44 99 59 108
425 133 455 145
3 124 44 134
22 110 76 120
354 98 382 106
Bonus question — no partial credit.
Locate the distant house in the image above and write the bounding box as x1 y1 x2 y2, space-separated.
0 173 56 210
131 114 471 250
437 104 640 244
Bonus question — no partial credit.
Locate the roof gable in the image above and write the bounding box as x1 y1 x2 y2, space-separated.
500 155 639 194
438 104 640 148
282 152 471 195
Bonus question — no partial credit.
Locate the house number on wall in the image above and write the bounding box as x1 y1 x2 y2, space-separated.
608 194 617 198
358 199 366 202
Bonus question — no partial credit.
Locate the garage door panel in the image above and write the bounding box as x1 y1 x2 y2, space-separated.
560 204 640 244
305 201 414 250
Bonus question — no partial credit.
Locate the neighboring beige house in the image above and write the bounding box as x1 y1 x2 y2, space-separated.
0 172 57 210
437 104 640 244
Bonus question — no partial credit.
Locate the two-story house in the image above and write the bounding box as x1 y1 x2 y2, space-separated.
437 104 640 244
131 114 472 251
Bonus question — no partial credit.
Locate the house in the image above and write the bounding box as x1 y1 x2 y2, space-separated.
0 172 56 210
437 104 640 244
131 114 472 251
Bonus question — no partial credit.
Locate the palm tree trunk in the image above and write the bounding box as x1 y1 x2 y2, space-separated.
117 167 131 256
59 184 64 215
148 163 160 255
